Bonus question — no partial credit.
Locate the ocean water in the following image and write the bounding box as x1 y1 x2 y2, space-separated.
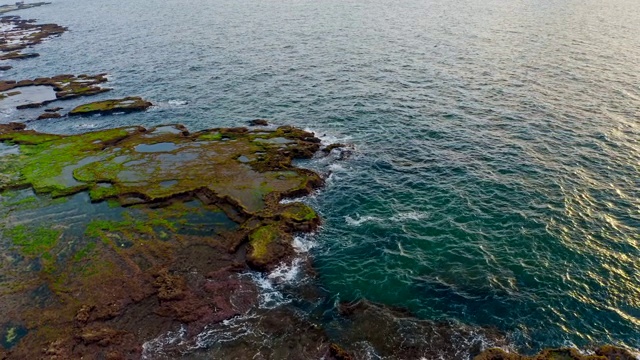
3 0 640 355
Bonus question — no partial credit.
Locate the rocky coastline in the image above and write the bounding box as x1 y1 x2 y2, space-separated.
0 4 637 360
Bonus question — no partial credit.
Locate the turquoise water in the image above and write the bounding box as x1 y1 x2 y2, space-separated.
4 0 640 354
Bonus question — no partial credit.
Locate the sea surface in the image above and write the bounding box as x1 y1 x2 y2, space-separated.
3 0 640 356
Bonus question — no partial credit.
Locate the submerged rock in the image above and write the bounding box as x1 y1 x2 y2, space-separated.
248 119 269 126
69 96 152 116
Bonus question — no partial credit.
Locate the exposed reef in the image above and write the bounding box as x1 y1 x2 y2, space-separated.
0 74 110 108
0 15 65 63
69 96 152 116
0 122 326 358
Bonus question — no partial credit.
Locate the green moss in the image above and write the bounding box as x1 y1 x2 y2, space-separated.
85 214 176 244
3 196 37 207
248 225 279 260
72 241 96 262
199 132 222 141
7 128 133 196
5 327 16 345
281 203 317 222
5 224 61 257
0 132 62 145
88 184 119 201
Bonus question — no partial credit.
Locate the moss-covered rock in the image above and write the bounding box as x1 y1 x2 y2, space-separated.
69 97 152 116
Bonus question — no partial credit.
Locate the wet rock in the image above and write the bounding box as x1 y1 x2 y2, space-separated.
329 343 354 360
595 345 637 359
0 73 110 108
0 15 66 59
44 107 63 112
0 65 12 71
322 143 346 153
248 119 269 126
0 122 26 132
474 346 637 360
36 112 62 120
69 96 152 116
0 52 39 60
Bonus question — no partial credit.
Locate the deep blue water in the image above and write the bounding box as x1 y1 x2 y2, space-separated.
3 0 640 355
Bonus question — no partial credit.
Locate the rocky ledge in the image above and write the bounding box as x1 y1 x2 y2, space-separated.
0 73 110 108
68 96 152 116
0 122 326 358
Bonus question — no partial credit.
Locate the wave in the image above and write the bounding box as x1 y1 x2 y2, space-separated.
345 211 430 226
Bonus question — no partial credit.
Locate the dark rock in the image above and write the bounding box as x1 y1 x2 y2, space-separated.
0 52 39 60
248 119 269 126
36 112 62 120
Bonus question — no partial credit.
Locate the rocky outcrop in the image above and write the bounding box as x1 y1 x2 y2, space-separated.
69 96 152 116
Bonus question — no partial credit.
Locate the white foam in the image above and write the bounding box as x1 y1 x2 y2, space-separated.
74 123 99 130
328 163 347 172
141 325 187 359
304 128 352 147
189 313 259 350
244 271 290 309
389 211 430 222
345 211 430 226
168 99 188 106
268 258 304 284
345 214 382 226
292 234 317 253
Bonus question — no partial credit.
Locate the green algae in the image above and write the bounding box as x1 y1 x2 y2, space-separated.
5 224 61 257
0 324 27 349
0 127 136 196
72 242 97 262
199 132 222 141
281 203 318 222
85 213 177 245
248 225 279 261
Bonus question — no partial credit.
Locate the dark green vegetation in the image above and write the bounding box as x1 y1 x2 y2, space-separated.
69 96 152 116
